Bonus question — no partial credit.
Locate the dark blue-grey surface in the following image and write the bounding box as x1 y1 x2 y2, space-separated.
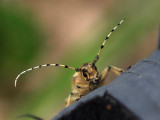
52 50 160 120
106 50 160 120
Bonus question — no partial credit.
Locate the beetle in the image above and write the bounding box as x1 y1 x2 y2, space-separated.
15 18 125 107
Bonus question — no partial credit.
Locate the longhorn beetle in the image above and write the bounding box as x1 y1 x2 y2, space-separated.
15 19 125 107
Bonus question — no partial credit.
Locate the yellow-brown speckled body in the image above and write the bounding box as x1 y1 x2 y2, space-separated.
65 63 124 107
66 63 99 106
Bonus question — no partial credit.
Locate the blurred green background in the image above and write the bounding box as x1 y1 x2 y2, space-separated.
0 0 160 120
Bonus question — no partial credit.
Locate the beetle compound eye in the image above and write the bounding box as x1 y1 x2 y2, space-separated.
83 72 88 77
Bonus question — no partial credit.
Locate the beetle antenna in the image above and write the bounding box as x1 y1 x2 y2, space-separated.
15 64 80 87
92 18 125 65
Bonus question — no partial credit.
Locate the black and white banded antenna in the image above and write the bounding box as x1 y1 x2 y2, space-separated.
15 64 80 87
92 18 125 65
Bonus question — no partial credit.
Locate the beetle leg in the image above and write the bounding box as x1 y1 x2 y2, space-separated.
100 66 124 83
109 66 124 75
66 92 79 107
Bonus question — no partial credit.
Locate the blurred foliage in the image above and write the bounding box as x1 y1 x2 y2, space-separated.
1 0 160 120
0 4 45 119
0 5 44 84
